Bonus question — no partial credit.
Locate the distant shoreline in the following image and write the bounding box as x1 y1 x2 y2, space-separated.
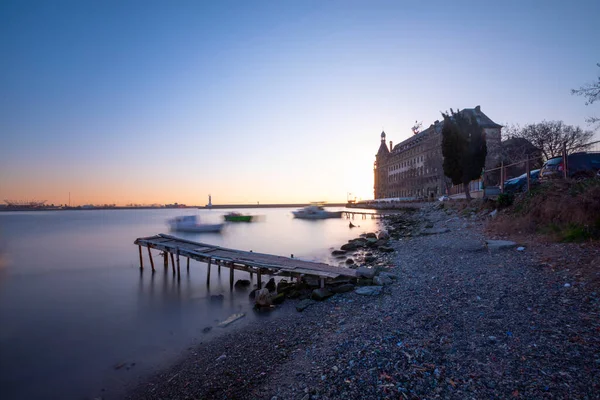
0 203 351 212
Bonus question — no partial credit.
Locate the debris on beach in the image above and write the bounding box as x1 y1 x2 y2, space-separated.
217 313 245 327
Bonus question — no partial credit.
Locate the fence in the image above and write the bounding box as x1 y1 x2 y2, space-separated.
449 139 600 198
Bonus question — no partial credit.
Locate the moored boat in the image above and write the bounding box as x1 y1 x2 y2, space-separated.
224 212 254 222
292 204 342 219
167 215 224 233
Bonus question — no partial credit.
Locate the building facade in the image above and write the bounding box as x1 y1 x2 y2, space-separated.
374 106 502 200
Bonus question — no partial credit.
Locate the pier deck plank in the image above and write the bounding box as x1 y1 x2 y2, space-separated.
135 234 357 279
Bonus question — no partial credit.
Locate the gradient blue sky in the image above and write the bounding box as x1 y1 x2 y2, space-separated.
1 0 599 205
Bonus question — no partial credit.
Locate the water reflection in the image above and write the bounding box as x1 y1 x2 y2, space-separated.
0 208 381 399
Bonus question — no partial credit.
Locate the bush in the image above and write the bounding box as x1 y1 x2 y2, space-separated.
489 180 600 242
497 193 514 208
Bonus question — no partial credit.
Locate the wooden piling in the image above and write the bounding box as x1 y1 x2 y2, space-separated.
218 261 221 275
186 257 190 271
229 263 234 289
138 245 144 269
176 248 180 275
163 252 168 269
147 246 155 272
257 270 262 289
170 252 175 274
206 259 212 285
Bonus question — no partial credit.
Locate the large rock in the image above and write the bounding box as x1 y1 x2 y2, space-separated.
296 299 316 312
355 286 383 296
485 240 517 252
272 293 286 305
377 231 390 240
356 266 376 279
331 249 347 256
341 242 359 251
356 278 373 286
331 283 355 293
379 271 398 280
364 255 376 263
365 232 377 239
234 279 251 289
374 275 393 286
345 258 355 265
311 288 333 301
255 288 272 308
276 280 290 294
378 246 395 253
265 278 276 292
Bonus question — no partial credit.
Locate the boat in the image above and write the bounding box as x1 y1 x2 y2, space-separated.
167 215 224 233
292 204 343 219
224 212 254 222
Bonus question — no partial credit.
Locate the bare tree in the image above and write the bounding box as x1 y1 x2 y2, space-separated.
571 63 600 129
507 121 593 161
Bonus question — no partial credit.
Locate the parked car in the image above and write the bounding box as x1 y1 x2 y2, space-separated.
540 152 600 181
504 169 540 193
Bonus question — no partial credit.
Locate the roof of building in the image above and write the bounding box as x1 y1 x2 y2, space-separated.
461 105 502 129
387 105 501 153
376 138 390 157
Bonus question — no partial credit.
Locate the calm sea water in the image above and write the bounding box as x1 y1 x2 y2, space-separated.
0 207 380 400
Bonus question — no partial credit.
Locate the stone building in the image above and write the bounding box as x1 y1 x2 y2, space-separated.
374 106 502 200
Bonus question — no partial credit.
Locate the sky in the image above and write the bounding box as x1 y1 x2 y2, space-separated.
1 0 599 206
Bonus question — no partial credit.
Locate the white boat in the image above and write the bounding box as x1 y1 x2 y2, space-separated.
292 204 343 220
168 215 224 233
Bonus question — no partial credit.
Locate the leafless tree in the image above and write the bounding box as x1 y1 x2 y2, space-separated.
572 63 600 130
504 121 593 161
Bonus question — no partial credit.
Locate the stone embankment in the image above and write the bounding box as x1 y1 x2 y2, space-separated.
129 203 600 400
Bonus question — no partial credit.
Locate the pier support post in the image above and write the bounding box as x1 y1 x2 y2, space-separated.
229 263 234 290
170 253 176 274
257 270 262 289
138 245 144 269
147 247 155 272
186 257 190 272
218 261 221 275
163 252 168 269
176 248 181 276
206 259 212 286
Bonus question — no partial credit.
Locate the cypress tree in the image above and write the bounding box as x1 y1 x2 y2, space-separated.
441 109 487 201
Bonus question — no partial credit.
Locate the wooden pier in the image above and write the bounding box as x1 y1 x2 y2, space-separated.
134 234 357 289
341 211 403 219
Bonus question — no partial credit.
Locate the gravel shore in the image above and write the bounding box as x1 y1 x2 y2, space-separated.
128 205 600 400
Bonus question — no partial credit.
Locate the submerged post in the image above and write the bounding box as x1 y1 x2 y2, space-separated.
206 259 212 286
163 252 168 269
229 263 234 290
147 247 155 272
138 245 144 269
186 257 190 271
257 270 262 289
176 248 180 276
218 261 221 275
170 253 175 274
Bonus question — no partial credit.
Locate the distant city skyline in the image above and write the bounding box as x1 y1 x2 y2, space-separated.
1 0 599 205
